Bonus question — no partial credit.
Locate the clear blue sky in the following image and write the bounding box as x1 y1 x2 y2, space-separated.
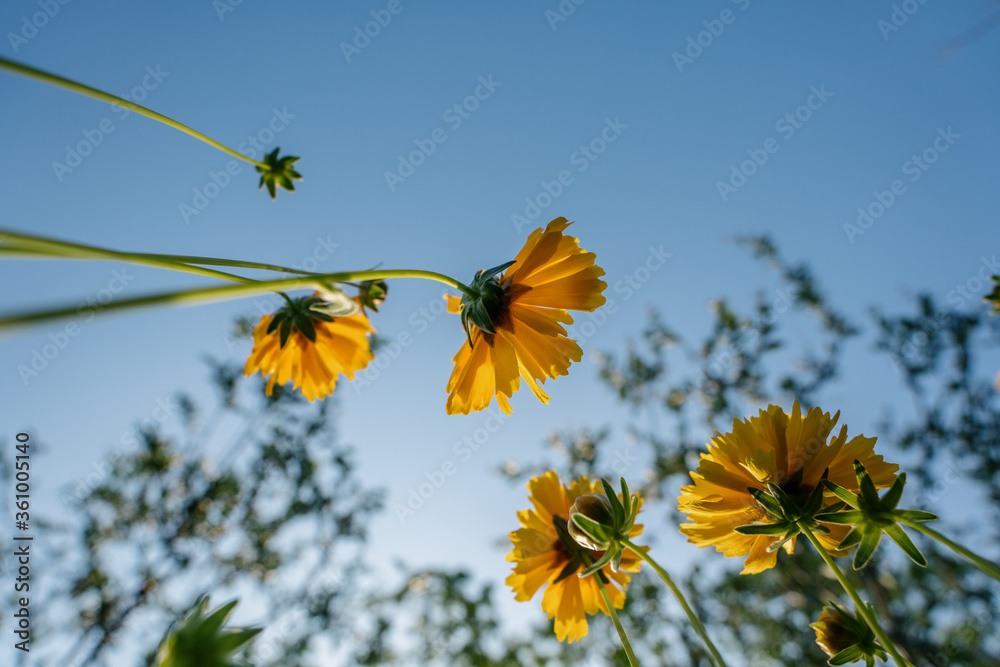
2 1 999 662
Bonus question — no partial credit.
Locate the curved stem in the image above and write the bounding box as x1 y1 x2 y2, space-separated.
798 523 913 667
0 269 471 330
900 520 1000 583
0 245 311 277
0 56 266 169
621 539 727 667
0 230 253 284
594 576 639 667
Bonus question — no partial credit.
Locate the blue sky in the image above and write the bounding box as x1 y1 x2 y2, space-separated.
2 1 999 661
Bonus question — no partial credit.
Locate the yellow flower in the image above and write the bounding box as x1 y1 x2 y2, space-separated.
677 402 899 574
445 217 607 415
811 604 886 665
244 294 374 401
505 471 643 643
811 605 860 658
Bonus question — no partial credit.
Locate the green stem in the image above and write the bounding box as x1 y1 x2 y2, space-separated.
900 520 1000 583
0 230 253 284
798 523 913 667
0 269 470 330
0 56 266 169
594 576 639 667
0 245 311 277
621 539 727 667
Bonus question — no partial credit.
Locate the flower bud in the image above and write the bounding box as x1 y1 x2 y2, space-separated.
568 493 616 551
810 603 886 666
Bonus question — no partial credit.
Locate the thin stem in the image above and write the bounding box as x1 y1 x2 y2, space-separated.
0 269 471 330
900 520 1000 583
621 539 727 667
594 576 639 667
0 230 253 284
0 56 266 169
1 246 312 276
798 523 914 667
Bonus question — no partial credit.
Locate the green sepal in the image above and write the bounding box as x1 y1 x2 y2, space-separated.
767 482 801 519
829 645 865 665
578 548 615 579
458 260 517 345
884 522 927 567
837 527 864 551
823 480 862 508
610 547 623 573
217 627 263 654
296 315 317 343
748 487 785 519
735 523 794 536
357 280 388 313
801 473 829 518
815 509 865 525
619 478 632 518
854 460 881 507
895 509 938 523
570 514 614 550
881 472 906 510
602 478 626 528
853 527 883 570
256 147 303 200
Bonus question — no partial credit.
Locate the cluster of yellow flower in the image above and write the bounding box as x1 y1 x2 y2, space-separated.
237 215 998 666
504 404 898 647
244 217 608 414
